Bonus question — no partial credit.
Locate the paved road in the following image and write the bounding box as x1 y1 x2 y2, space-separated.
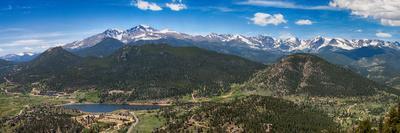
127 112 139 133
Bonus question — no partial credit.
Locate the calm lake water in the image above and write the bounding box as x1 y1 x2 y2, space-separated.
63 104 161 113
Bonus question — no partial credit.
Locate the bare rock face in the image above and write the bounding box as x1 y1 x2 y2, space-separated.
244 54 389 97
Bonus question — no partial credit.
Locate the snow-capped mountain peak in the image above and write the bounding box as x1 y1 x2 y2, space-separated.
126 25 157 33
63 25 163 49
62 25 400 53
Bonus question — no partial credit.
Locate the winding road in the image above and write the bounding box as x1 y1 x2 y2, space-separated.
127 112 139 133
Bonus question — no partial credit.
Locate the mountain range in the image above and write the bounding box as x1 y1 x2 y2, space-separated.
63 25 400 88
2 25 400 88
63 25 400 53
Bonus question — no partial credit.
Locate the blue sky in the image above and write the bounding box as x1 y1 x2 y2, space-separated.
0 0 399 55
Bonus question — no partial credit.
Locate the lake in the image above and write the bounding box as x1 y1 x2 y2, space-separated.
63 103 161 113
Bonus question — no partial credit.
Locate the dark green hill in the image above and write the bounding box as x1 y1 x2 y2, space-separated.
243 54 393 97
10 47 82 84
27 47 81 68
81 44 265 99
9 44 264 99
74 38 124 57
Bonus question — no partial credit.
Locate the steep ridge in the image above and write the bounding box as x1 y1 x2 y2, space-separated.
242 54 393 97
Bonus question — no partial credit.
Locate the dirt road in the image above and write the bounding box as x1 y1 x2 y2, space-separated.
127 112 139 133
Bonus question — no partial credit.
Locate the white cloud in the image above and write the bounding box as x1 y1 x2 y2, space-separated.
251 12 287 26
237 0 338 10
211 7 234 12
132 0 162 11
23 47 33 51
295 19 313 25
330 0 400 26
1 39 45 47
13 39 43 45
0 48 4 52
376 32 392 38
165 3 187 11
356 29 363 32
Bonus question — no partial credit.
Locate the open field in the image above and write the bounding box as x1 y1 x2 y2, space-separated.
131 110 165 133
72 90 101 103
0 93 69 117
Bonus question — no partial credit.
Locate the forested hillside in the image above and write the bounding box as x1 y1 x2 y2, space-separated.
242 54 395 97
157 95 339 132
7 44 264 99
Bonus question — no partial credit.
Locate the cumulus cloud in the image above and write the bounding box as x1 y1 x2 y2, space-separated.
166 0 187 11
132 0 162 11
330 0 400 26
376 32 392 38
237 0 337 10
295 19 313 25
165 3 187 11
251 12 287 26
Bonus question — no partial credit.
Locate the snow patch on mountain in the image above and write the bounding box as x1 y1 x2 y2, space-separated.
63 25 400 53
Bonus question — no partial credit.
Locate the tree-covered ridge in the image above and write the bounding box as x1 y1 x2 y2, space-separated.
8 44 264 99
157 95 339 132
243 53 394 97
